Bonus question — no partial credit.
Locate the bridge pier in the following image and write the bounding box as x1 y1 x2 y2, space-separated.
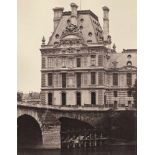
42 124 61 149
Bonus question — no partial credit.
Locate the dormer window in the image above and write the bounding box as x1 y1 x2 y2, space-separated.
54 42 59 46
88 32 92 37
67 19 71 24
79 25 83 30
127 61 132 66
80 18 84 22
55 34 59 39
87 40 92 43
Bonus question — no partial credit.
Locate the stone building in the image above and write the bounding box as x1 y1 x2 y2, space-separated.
40 3 137 109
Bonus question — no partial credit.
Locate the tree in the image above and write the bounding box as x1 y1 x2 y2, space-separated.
17 92 23 102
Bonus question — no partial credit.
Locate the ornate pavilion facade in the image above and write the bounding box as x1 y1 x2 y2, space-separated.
40 3 137 109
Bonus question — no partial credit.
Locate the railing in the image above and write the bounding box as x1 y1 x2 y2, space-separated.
17 102 136 111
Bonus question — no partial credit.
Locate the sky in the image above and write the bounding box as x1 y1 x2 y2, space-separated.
17 0 136 93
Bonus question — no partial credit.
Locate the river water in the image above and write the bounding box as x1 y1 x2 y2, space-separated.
18 145 136 155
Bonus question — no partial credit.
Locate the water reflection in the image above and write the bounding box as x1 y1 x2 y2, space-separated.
18 145 136 155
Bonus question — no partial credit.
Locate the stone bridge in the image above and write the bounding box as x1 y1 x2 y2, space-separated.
17 102 136 149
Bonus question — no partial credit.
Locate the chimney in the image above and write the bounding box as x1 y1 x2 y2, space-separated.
102 6 110 41
70 3 78 26
53 7 64 30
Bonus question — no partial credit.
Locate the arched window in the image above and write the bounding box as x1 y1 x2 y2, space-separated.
88 32 92 37
55 34 59 39
127 54 131 58
67 19 71 24
80 18 84 22
127 61 132 66
79 25 83 30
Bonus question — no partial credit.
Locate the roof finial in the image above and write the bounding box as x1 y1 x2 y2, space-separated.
42 36 46 46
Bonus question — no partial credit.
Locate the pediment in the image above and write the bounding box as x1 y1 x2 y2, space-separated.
119 65 137 71
108 65 137 71
62 34 80 40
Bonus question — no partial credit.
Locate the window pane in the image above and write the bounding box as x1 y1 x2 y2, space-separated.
77 58 81 67
76 92 81 106
113 73 118 86
98 55 103 66
48 73 53 86
91 55 96 66
127 90 132 97
98 72 103 85
127 73 132 86
42 57 46 68
48 93 52 105
114 91 117 97
91 72 96 84
91 92 96 105
76 73 81 87
62 73 66 88
62 92 66 105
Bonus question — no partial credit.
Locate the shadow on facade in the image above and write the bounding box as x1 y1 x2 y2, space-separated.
17 114 42 148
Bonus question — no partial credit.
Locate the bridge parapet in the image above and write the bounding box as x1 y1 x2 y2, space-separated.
17 102 136 111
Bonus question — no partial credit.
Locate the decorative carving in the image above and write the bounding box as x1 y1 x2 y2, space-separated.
61 24 79 38
112 61 118 68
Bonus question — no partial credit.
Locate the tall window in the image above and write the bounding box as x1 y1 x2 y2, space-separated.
48 57 53 68
77 58 81 67
62 92 66 105
127 90 132 97
127 73 132 86
91 72 96 84
113 73 118 86
76 92 81 106
48 93 52 105
91 55 96 66
48 73 53 86
104 95 107 105
114 91 117 97
62 57 66 67
41 73 46 87
98 90 103 105
76 73 81 87
62 73 66 88
98 55 103 66
42 57 46 68
128 101 131 107
91 92 96 105
114 101 117 109
98 72 103 85
83 57 87 67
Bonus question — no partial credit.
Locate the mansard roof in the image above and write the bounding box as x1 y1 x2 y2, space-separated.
63 10 99 21
107 50 137 70
47 10 104 46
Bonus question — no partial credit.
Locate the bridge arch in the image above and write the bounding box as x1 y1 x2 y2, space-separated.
59 117 94 131
17 114 42 147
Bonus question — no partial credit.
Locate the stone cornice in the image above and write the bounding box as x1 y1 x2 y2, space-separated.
41 66 137 73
